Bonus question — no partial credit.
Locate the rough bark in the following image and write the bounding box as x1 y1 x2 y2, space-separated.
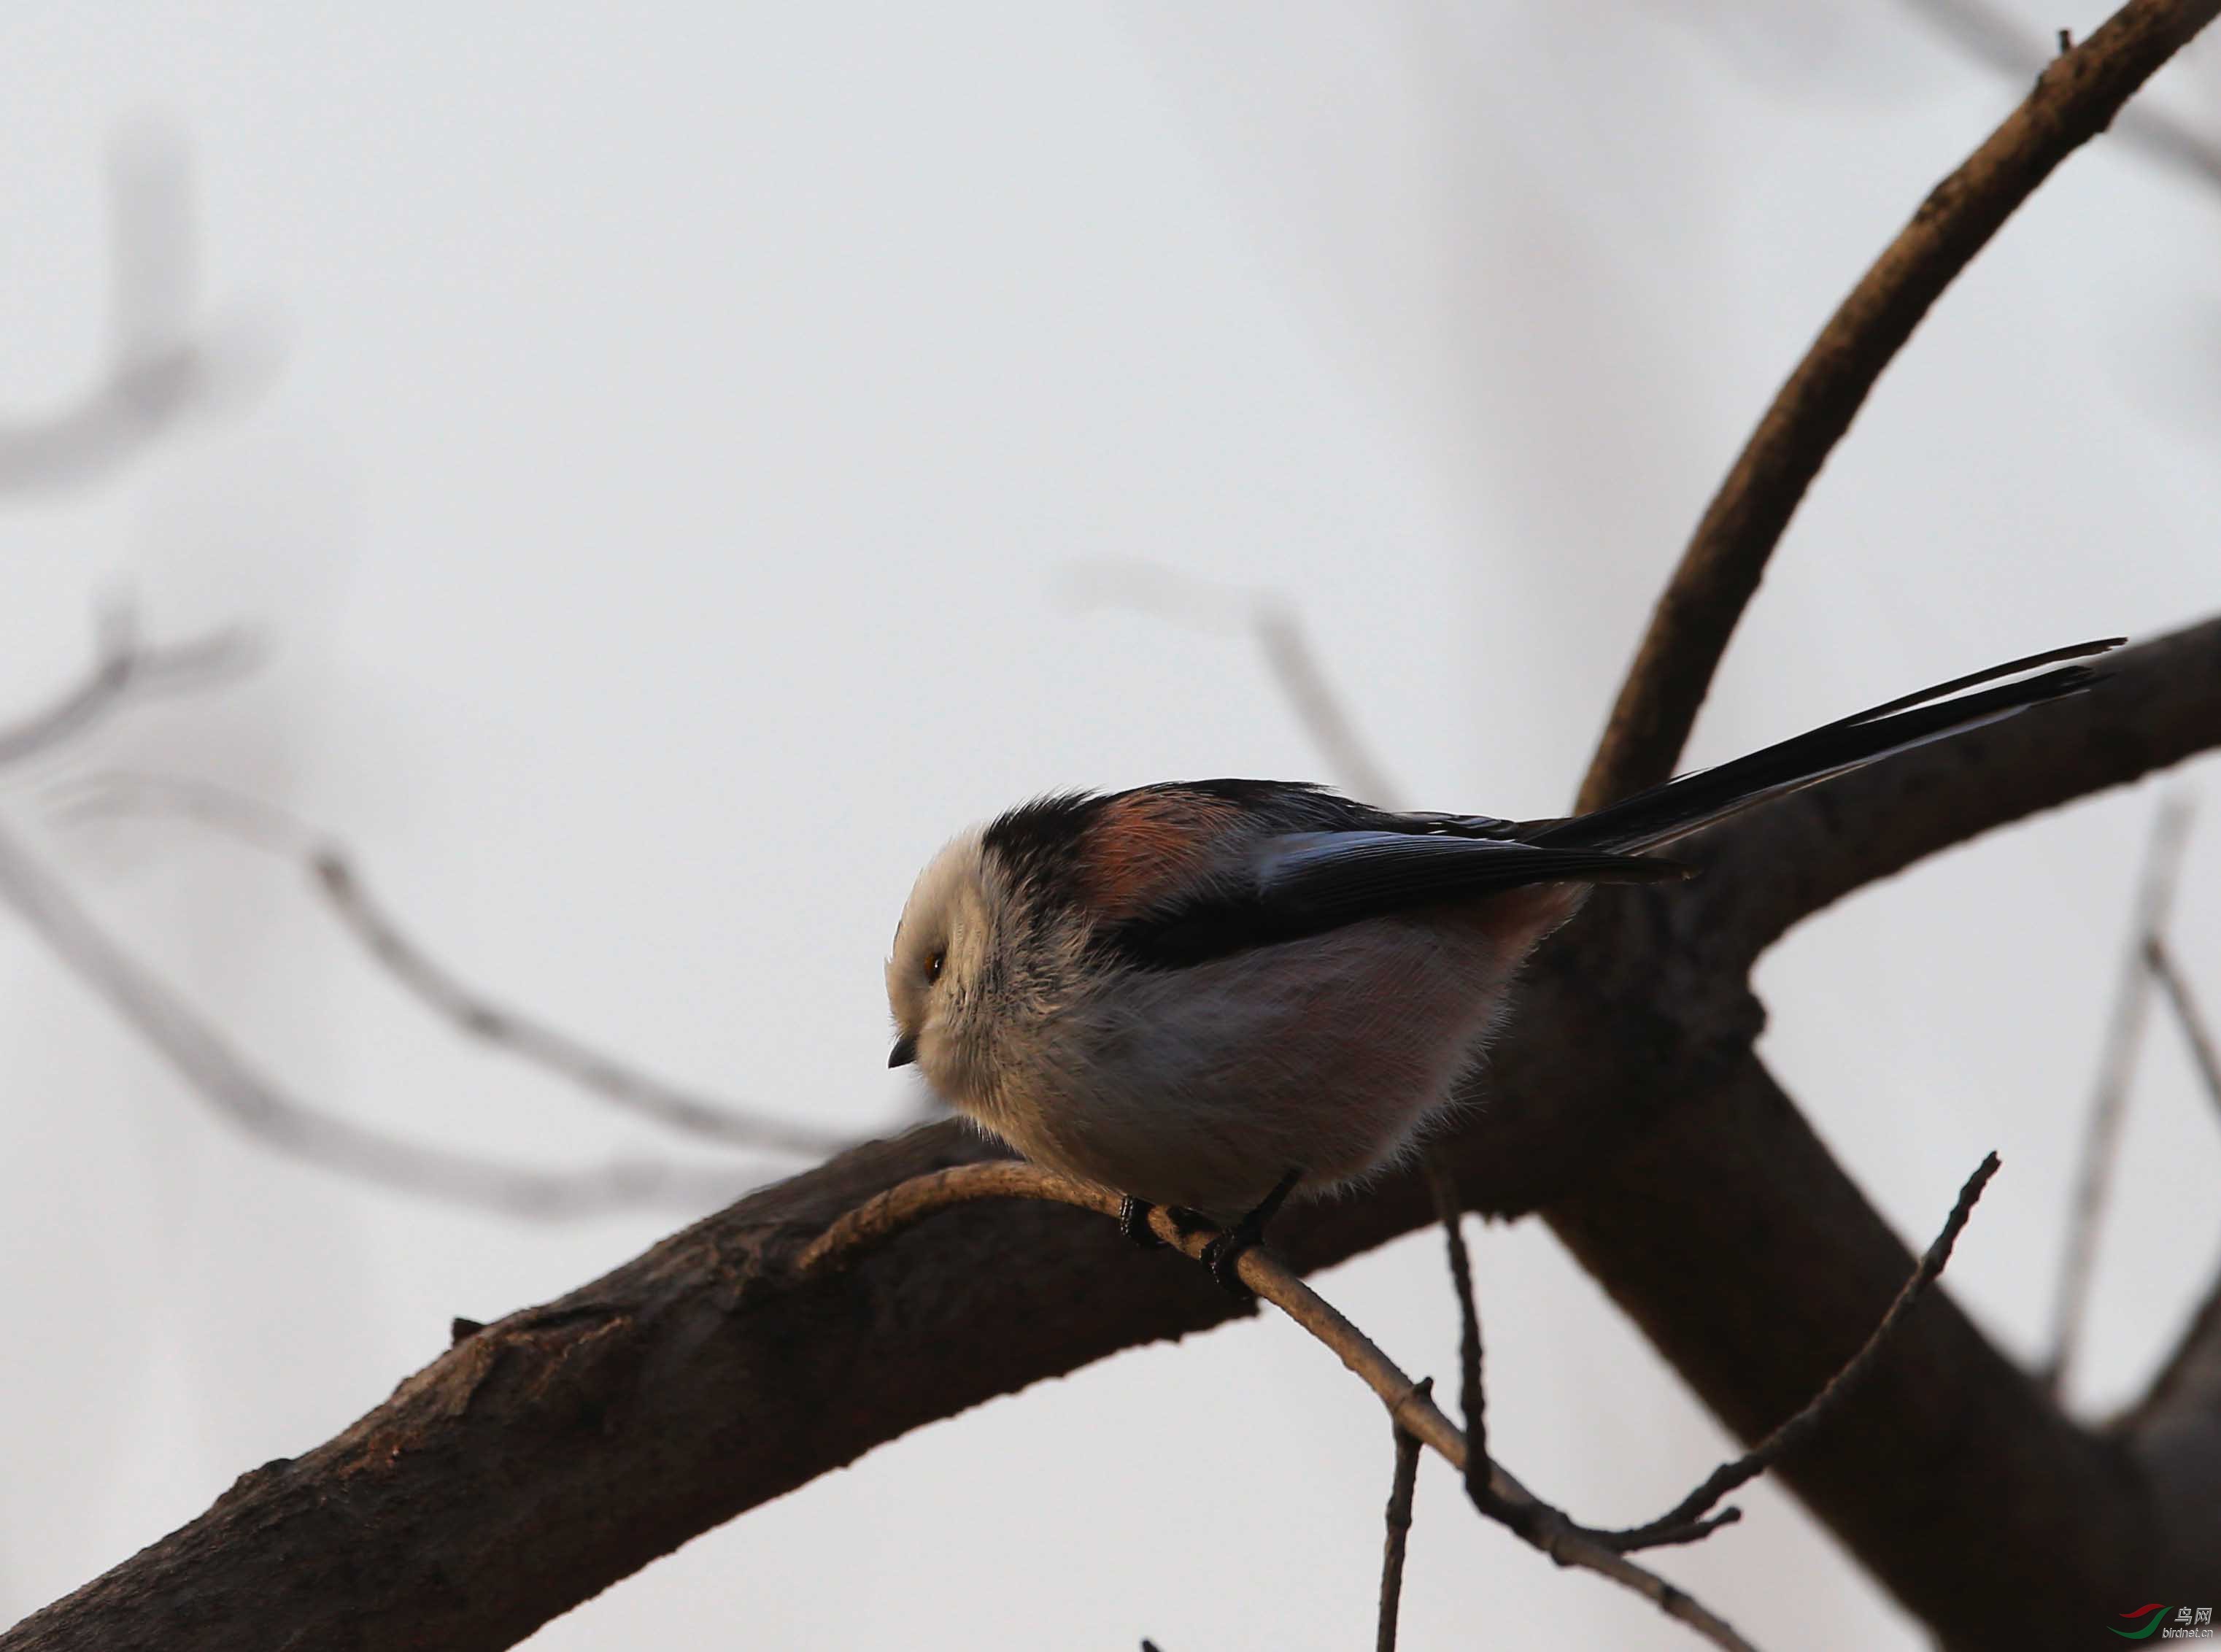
12 1 2221 1637
8 617 2220 1652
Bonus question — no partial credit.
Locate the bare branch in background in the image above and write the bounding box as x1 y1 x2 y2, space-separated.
1578 0 2221 811
0 605 256 769
2147 935 2221 1122
0 818 770 1218
0 126 274 495
2120 923 2221 1505
1901 0 2221 192
58 772 859 1157
9 4 2221 1645
2044 796 2195 1397
1062 558 1405 804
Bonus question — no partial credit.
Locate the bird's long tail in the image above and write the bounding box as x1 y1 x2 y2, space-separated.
1531 638 2121 855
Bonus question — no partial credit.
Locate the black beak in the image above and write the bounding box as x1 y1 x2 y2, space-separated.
888 1032 919 1068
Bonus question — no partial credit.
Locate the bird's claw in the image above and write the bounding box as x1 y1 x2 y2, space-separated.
1200 1230 1254 1297
1119 1194 1165 1250
1197 1167 1303 1299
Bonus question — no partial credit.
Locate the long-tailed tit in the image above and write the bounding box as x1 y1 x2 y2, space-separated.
887 640 2115 1286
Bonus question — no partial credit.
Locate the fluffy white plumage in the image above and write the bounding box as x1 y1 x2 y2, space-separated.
885 641 2116 1234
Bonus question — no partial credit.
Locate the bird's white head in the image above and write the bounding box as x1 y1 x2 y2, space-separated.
885 827 1002 1097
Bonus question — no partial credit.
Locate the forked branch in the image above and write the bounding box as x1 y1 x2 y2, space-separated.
803 1164 1760 1652
1579 0 2221 809
0 607 254 769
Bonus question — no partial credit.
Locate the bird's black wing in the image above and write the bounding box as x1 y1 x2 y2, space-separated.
1100 829 1684 969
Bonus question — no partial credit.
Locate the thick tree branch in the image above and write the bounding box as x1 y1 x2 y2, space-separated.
1593 1154 1998 1553
1682 615 2221 973
9 623 2220 1652
1577 0 2221 811
13 11 2221 1646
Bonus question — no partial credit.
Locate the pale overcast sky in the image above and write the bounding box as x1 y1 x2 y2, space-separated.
1 5 2217 1648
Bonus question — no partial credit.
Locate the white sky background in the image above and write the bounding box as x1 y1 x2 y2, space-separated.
1 3 2218 1647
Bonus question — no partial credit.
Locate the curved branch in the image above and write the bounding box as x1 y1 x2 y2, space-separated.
7 619 2220 1652
0 135 271 496
0 820 770 1218
60 773 857 1157
805 1165 1755 1651
1901 0 2221 193
1577 0 2221 811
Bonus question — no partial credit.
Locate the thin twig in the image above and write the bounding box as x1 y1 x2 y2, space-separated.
1061 558 1404 804
0 606 255 769
1602 1154 2001 1550
56 772 854 1157
1577 0 2221 811
0 817 773 1218
2147 937 2221 1124
1429 1159 1738 1553
1377 1377 1429 1652
1899 0 2221 193
1422 1162 1494 1508
802 1163 1761 1652
2045 797 2196 1395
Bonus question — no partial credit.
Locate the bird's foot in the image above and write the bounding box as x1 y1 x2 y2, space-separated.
1199 1168 1303 1298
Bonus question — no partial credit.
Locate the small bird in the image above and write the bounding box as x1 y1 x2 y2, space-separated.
887 641 2115 1287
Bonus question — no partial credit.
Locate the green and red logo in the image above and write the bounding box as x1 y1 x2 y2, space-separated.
2114 1604 2217 1639
2115 1605 2171 1640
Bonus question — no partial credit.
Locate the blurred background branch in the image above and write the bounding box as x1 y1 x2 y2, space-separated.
2044 796 2198 1397
4 1 2220 1647
0 126 272 495
1062 557 1404 804
0 605 255 768
58 771 862 1157
0 817 773 1217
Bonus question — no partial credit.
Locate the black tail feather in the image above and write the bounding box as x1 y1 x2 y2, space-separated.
1535 638 2120 854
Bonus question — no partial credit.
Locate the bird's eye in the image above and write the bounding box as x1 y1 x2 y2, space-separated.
926 951 945 983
